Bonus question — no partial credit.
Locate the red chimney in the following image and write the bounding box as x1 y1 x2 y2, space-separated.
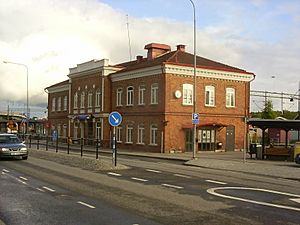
136 55 143 63
144 43 171 60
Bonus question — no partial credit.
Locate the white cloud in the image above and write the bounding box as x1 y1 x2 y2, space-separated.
0 0 300 113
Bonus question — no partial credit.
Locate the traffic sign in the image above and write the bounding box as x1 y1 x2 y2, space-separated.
108 111 122 127
192 113 199 125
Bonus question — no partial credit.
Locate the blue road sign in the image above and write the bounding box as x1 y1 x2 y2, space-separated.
192 113 199 125
108 111 122 127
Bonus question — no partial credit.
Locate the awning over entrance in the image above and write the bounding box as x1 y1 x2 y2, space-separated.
182 122 227 129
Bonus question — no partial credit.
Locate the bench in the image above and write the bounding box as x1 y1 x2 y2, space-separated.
265 147 294 160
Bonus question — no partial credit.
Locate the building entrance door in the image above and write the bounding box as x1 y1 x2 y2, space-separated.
225 125 235 151
185 129 193 152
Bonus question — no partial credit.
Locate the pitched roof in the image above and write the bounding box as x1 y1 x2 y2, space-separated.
45 79 69 90
114 49 253 75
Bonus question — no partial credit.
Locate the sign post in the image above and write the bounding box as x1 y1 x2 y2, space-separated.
108 111 122 167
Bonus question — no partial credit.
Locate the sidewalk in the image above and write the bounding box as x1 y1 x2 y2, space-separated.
114 149 300 180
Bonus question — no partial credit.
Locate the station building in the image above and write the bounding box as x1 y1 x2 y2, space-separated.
45 43 255 153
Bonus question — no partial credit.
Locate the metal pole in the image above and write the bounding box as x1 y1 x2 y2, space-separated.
189 0 197 159
3 61 29 135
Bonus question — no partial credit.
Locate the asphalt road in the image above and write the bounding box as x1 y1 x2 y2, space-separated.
0 153 299 225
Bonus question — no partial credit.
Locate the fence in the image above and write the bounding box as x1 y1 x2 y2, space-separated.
18 134 106 159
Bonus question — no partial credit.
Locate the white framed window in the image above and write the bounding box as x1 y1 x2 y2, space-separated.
95 120 102 140
126 124 133 143
80 92 85 108
116 88 123 106
226 88 235 107
74 122 78 139
116 126 122 143
205 85 215 106
151 83 158 104
74 92 78 109
88 92 93 108
57 97 61 111
183 84 193 105
150 124 158 145
137 124 145 144
138 85 145 105
52 98 56 112
95 90 101 107
63 96 67 111
127 86 134 106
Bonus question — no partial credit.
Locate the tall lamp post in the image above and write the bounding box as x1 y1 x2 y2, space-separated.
189 0 197 159
3 61 29 134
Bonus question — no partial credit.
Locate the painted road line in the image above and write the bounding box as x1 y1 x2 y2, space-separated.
174 174 191 179
290 198 300 204
42 186 56 192
205 179 227 185
2 169 10 173
146 169 161 173
207 187 300 212
36 188 45 192
107 172 122 177
77 201 96 209
16 178 27 185
19 176 28 181
162 183 184 189
131 177 148 182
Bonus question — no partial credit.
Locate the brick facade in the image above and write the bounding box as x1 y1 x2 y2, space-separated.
46 43 255 153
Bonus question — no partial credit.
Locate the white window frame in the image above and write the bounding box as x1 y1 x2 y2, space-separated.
205 85 215 106
116 126 122 143
80 92 85 108
138 85 145 105
182 83 193 105
95 90 101 108
226 87 236 107
88 92 93 108
150 124 158 145
116 88 123 106
127 86 134 106
74 92 78 109
63 96 67 111
126 124 133 144
52 98 56 112
57 97 61 111
137 124 145 144
151 83 158 104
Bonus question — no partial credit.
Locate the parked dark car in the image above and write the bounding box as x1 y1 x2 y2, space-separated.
0 133 28 160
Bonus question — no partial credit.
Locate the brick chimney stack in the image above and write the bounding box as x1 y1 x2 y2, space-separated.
144 43 171 60
136 55 143 63
177 44 186 52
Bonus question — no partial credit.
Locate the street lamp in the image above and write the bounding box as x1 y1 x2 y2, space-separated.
3 61 29 134
189 0 197 159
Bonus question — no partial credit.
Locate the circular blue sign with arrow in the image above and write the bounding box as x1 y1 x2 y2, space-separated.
108 111 122 127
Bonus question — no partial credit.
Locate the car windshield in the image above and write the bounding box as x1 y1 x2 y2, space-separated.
0 135 21 144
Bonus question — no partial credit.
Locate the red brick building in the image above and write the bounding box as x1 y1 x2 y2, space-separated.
45 43 255 152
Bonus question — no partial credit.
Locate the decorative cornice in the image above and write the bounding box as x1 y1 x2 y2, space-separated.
110 64 255 82
47 84 69 93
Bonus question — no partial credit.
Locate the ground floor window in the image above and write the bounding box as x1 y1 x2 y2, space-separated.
150 124 158 145
137 124 145 144
198 129 216 151
96 120 102 141
116 126 122 143
126 124 133 144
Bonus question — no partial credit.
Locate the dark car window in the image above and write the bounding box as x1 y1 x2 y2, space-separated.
0 135 21 144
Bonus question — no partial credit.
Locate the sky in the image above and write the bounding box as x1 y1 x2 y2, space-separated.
0 0 300 116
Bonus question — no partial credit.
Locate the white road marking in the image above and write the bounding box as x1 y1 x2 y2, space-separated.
16 178 27 185
36 188 45 192
1 172 5 175
207 187 300 212
131 177 148 182
146 169 161 173
162 183 184 189
107 172 122 177
290 198 300 204
19 176 28 181
2 169 10 173
174 174 191 179
42 186 56 192
205 179 227 185
77 201 96 209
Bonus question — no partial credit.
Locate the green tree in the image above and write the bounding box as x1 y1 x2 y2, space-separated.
261 100 276 119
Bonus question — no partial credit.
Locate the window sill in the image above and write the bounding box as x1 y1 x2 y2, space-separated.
125 142 133 145
149 144 158 146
